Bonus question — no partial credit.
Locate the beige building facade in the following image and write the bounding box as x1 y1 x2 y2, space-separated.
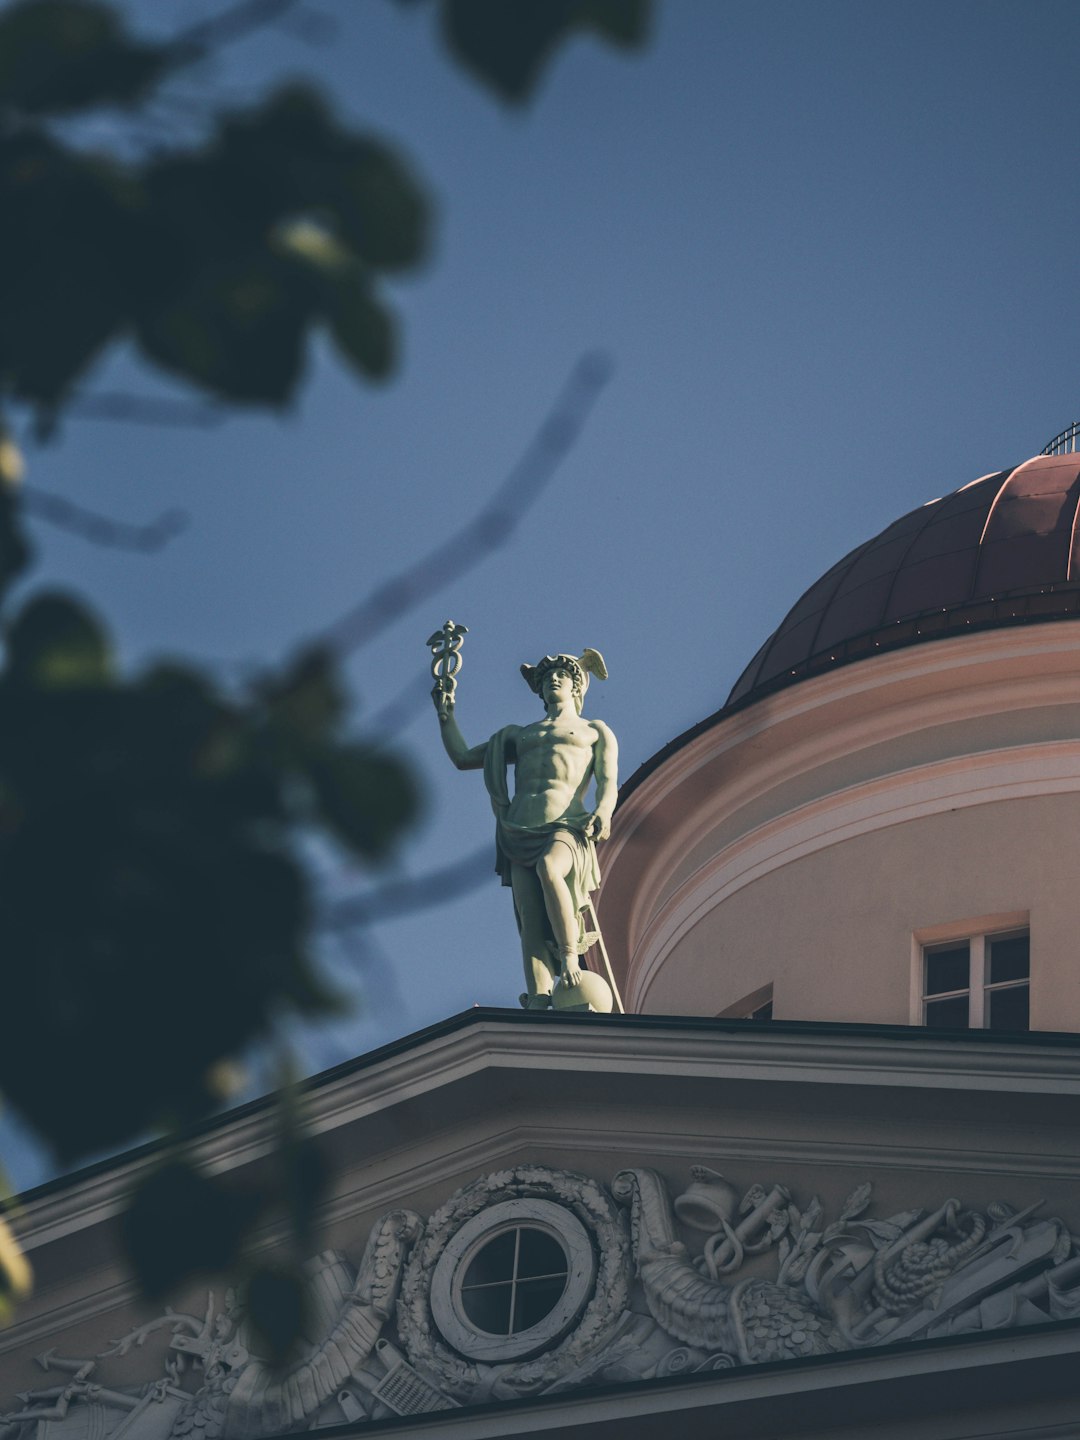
601 625 1080 1027
603 451 1080 1036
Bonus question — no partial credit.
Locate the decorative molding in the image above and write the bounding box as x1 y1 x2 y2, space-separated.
10 1023 1080 1363
602 623 1080 983
617 625 1080 836
5 1162 1079 1435
629 741 1080 1010
21 1019 1080 1251
398 1167 630 1403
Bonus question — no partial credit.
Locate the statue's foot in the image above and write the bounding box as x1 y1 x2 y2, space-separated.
522 992 553 1011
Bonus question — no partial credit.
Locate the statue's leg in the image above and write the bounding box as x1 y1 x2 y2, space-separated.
511 863 557 1005
536 841 583 987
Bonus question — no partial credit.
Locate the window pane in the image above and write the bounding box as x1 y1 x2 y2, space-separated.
987 983 1029 1032
924 944 969 996
515 1229 567 1280
989 933 1030 985
925 993 970 1029
512 1276 568 1333
461 1283 512 1335
462 1230 516 1290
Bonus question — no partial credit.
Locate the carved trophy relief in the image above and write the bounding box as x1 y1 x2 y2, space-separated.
4 1163 1080 1437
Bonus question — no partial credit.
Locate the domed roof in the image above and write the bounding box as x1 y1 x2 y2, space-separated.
728 452 1080 707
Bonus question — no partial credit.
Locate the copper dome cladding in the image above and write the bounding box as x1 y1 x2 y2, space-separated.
727 453 1080 707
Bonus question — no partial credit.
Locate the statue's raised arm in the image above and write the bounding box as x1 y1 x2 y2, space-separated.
428 620 487 770
433 692 489 771
428 625 620 1013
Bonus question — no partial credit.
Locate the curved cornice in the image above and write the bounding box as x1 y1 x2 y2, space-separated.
601 625 1080 995
628 738 1080 1010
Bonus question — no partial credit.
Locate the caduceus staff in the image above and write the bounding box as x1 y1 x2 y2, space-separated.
427 620 468 721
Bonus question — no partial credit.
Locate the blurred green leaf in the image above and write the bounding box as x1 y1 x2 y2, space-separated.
136 254 310 405
0 625 408 1161
257 647 347 743
214 86 429 272
0 133 140 405
326 271 396 381
246 1263 309 1368
0 431 25 489
0 480 31 607
123 1160 260 1299
440 0 651 101
0 0 166 115
1 83 428 408
0 1210 32 1326
270 226 397 382
0 0 645 413
305 744 419 860
6 592 112 688
276 1120 328 1253
580 0 652 46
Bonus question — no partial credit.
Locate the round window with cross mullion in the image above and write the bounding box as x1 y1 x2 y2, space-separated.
430 1199 596 1361
459 1223 569 1335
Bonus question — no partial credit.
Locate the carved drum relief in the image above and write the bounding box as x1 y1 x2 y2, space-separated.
4 1162 1080 1433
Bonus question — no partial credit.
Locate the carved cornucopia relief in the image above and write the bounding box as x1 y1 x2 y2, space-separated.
5 1163 1080 1432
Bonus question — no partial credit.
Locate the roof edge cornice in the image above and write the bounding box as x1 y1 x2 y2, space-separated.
16 1011 1080 1248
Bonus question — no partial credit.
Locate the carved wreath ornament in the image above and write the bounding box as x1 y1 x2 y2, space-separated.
396 1165 632 1402
4 1163 1080 1432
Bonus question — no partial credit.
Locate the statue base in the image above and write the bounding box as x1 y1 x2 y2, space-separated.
552 971 614 1014
518 972 615 1014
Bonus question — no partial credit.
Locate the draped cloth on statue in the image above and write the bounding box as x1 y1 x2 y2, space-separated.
483 725 601 936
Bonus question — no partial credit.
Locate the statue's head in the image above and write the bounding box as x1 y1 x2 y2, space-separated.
521 649 607 715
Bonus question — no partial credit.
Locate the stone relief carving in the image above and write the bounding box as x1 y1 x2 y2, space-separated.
396 1165 631 1405
4 1162 1080 1435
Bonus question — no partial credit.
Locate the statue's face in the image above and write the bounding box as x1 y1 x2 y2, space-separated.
542 665 575 704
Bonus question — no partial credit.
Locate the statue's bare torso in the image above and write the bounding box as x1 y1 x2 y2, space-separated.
506 715 605 829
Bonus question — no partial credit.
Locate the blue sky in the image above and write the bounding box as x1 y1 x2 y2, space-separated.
6 0 1080 1186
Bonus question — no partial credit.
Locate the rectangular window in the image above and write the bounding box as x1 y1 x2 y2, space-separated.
921 929 1029 1031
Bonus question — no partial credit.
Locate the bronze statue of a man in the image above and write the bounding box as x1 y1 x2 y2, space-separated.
433 647 617 1008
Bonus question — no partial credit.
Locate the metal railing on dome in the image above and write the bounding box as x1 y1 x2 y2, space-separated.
1041 422 1080 455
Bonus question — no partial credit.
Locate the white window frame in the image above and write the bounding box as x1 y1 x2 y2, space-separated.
910 911 1029 1029
429 1198 596 1362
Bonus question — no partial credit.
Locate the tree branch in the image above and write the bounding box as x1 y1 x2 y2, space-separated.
61 393 227 429
319 350 613 656
167 0 307 64
320 843 492 929
22 488 189 552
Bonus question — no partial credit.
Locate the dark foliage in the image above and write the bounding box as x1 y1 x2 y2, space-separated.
0 0 650 1330
0 583 417 1162
0 3 428 417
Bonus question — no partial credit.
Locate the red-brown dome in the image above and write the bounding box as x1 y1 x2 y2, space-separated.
728 453 1080 707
